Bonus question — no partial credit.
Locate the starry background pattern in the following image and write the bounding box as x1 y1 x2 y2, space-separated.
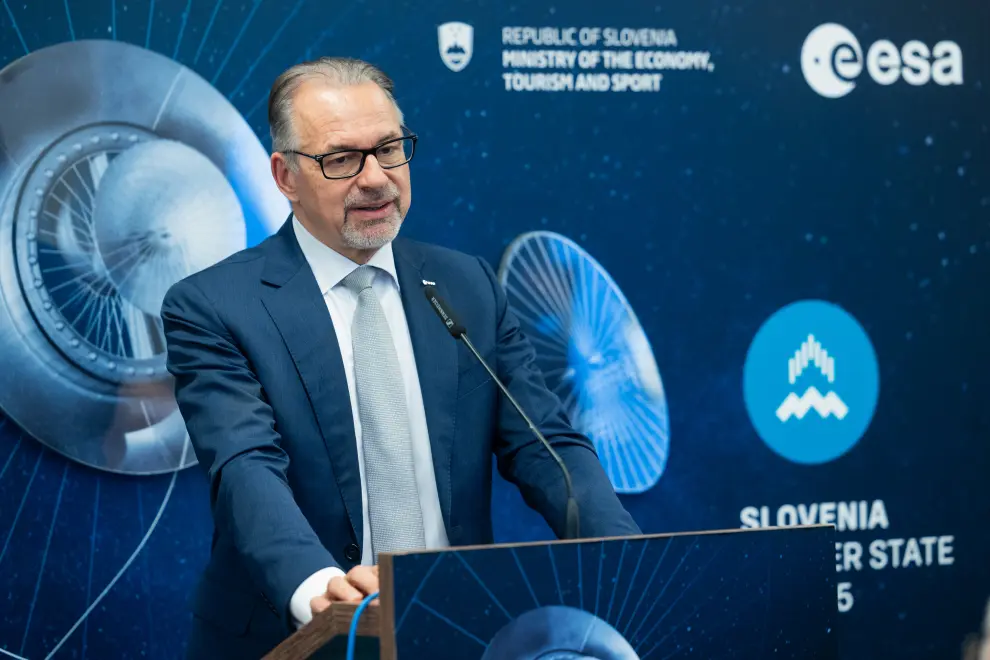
0 0 986 658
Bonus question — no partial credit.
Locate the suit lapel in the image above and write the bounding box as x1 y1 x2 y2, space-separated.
393 240 459 532
259 219 363 546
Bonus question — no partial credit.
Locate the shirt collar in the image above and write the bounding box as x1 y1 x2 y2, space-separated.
292 216 399 295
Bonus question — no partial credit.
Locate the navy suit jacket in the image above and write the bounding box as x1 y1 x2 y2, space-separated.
161 217 640 658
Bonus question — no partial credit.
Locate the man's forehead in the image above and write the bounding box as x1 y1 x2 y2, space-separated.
293 81 400 148
302 117 401 152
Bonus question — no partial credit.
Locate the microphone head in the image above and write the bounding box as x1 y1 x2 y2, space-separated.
423 285 466 338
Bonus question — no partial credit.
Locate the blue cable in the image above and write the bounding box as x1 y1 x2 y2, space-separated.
346 591 380 660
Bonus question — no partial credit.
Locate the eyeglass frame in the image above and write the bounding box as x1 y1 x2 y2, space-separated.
285 130 418 180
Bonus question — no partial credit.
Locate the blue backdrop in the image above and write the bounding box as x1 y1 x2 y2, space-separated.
0 0 987 658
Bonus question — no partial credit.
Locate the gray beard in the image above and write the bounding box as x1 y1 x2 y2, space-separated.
340 207 403 250
340 182 403 250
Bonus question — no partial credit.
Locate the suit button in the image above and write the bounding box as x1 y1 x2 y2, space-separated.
344 544 360 562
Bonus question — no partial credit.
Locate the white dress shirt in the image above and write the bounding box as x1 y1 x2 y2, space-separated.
288 218 449 627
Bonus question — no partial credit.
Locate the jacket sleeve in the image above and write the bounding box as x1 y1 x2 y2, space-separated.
477 257 642 539
161 277 338 626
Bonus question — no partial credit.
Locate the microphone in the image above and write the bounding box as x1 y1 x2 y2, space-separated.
422 285 580 540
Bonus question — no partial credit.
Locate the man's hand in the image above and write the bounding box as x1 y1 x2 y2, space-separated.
310 565 380 616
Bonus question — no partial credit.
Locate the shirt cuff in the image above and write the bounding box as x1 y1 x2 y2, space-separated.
289 566 346 629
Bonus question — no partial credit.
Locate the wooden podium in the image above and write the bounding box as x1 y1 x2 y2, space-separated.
263 525 837 660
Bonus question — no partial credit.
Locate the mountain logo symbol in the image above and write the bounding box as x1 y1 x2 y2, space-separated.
743 300 879 465
777 386 848 421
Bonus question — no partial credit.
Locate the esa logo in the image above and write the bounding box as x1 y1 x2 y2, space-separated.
801 23 963 98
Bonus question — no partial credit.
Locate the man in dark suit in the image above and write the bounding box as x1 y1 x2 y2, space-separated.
161 56 640 658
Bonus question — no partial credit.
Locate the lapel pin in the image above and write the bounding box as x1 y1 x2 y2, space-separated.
422 279 436 286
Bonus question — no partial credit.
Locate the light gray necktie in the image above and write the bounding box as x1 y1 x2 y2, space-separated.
341 265 426 561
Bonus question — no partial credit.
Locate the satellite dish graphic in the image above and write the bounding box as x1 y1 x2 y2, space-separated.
498 232 669 494
482 605 639 660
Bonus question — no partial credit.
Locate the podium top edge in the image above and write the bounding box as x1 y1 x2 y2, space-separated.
382 524 834 557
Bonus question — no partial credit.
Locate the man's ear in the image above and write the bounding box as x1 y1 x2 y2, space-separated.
271 152 300 203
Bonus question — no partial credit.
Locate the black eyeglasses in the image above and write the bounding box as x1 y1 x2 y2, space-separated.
288 131 418 180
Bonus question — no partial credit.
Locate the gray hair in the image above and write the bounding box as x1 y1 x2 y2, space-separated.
267 56 404 168
964 598 990 660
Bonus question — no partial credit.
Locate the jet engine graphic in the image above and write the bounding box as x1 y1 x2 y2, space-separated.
776 334 848 421
0 40 289 475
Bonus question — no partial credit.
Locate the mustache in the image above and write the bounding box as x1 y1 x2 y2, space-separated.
345 184 400 210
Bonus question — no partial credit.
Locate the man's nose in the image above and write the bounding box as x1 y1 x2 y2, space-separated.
357 154 389 187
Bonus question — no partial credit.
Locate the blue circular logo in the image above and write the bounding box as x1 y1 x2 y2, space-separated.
743 300 879 464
